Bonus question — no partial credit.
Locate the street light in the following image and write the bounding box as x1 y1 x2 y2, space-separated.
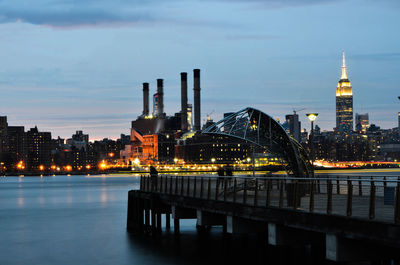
306 113 319 169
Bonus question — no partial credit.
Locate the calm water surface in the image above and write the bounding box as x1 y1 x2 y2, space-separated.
1 174 265 265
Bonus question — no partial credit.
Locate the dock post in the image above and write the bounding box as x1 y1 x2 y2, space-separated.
395 180 400 224
156 210 162 235
151 200 156 236
266 179 271 207
254 178 259 206
215 178 220 201
127 190 136 232
347 177 353 217
207 177 211 200
233 178 237 203
327 180 332 215
175 176 178 194
243 178 248 205
200 177 204 199
224 178 228 202
279 180 284 208
181 176 184 196
166 211 171 230
336 176 340 195
144 200 150 233
369 180 376 220
187 177 190 197
193 177 197 198
309 180 314 212
174 218 180 236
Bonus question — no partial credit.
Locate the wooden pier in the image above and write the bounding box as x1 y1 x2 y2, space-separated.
127 175 400 264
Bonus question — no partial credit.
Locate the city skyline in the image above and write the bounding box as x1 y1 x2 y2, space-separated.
0 0 399 139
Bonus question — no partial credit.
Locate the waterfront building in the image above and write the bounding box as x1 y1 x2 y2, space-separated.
26 126 52 170
336 52 353 132
7 126 27 168
67 130 89 151
175 133 251 164
0 116 8 157
356 113 369 133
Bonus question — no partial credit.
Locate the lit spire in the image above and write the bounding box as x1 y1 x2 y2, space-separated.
341 50 348 80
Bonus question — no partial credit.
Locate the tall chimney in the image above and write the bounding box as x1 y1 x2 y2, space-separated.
181 72 188 131
157 79 164 118
193 69 201 131
142 82 149 116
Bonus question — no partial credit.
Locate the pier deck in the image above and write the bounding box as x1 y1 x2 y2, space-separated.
127 175 400 263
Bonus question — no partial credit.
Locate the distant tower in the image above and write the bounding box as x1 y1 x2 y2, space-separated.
336 51 353 132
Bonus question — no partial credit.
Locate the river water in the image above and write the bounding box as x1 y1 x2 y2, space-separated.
1 170 399 265
0 174 266 265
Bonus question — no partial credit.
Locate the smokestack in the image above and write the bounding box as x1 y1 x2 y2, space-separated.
193 69 201 131
181 72 188 131
142 83 149 116
157 79 164 118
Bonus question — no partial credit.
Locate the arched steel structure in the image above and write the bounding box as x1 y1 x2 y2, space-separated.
203 107 313 178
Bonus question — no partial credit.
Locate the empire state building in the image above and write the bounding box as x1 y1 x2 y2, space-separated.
336 51 353 132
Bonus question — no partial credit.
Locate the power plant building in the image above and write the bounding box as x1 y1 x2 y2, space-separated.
130 70 201 164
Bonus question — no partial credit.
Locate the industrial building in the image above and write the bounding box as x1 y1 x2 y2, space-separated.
130 69 201 164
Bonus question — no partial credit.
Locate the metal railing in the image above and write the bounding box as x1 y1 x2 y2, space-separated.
139 175 400 224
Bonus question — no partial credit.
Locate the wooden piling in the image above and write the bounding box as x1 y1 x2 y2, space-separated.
215 178 220 201
327 180 332 215
347 177 353 217
369 180 376 220
395 180 400 224
309 180 314 212
193 177 197 198
336 176 340 195
279 180 284 208
181 176 184 196
243 178 248 205
174 218 180 235
207 177 211 200
175 176 178 194
266 179 271 207
200 177 204 199
224 178 228 202
186 177 190 197
233 178 237 203
166 212 171 230
254 178 258 206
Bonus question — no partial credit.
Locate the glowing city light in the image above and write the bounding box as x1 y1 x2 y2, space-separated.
306 113 319 122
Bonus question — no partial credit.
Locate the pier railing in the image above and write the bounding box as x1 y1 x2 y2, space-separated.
139 175 400 224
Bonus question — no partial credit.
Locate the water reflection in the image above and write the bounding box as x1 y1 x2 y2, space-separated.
17 196 24 207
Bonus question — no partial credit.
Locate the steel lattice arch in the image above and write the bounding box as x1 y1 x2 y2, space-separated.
202 107 313 178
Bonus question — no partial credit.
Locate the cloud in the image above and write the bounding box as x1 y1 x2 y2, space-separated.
225 34 281 40
0 0 346 28
352 52 400 62
0 0 154 27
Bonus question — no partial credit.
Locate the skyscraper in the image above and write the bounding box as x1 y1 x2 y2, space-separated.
336 51 353 132
285 113 301 142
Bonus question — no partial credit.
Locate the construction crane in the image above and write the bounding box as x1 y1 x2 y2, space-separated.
293 108 306 115
204 109 215 122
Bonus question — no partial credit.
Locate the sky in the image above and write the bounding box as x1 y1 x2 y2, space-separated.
0 0 399 140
